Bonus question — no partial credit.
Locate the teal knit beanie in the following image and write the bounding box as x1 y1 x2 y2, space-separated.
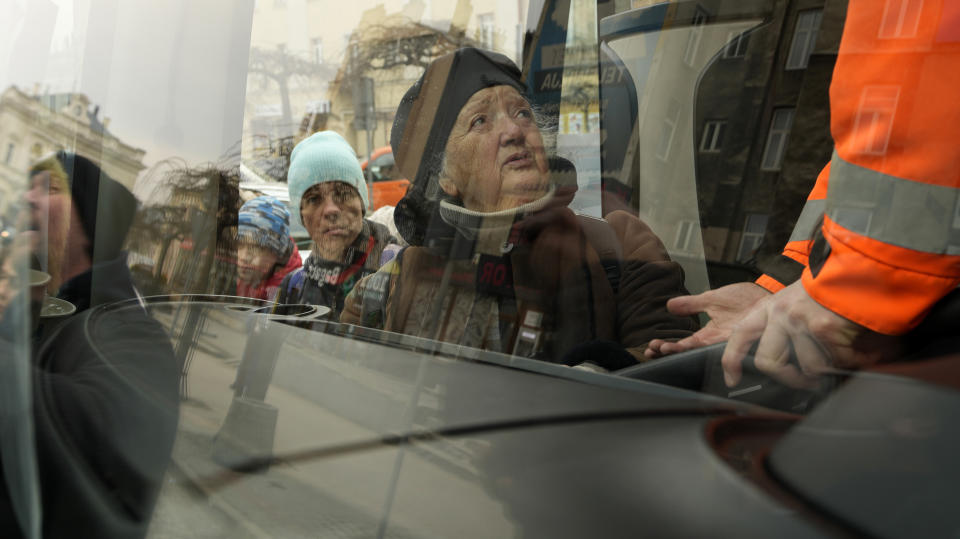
287 131 369 228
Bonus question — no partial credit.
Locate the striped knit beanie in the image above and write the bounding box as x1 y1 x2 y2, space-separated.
236 196 292 260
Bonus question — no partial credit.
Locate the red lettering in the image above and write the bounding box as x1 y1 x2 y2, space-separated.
493 264 506 286
481 262 494 283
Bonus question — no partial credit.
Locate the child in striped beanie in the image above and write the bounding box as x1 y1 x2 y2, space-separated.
236 196 302 300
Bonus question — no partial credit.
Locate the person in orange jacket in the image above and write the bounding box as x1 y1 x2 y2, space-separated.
646 0 960 388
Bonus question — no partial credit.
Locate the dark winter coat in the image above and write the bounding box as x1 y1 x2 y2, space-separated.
341 201 698 366
0 254 178 538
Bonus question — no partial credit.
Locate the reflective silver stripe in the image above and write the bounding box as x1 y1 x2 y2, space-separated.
788 198 826 243
826 151 960 254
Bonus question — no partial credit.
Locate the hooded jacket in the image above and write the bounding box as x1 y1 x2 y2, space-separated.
19 257 178 539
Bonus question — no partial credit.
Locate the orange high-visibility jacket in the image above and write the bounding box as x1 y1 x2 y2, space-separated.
755 163 829 294
759 0 960 335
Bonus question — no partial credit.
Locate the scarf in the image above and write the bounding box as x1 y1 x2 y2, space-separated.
301 234 374 287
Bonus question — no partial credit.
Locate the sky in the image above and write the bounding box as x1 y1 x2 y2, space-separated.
1 0 529 202
1 0 256 199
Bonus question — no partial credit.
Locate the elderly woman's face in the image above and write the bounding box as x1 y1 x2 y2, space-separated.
441 85 549 212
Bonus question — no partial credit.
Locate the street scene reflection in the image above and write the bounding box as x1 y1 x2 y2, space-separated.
0 0 957 538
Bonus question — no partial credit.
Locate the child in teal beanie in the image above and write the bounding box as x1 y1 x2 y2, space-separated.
287 130 370 229
278 131 396 316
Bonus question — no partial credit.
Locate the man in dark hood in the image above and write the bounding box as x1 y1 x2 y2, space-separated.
25 151 138 312
0 151 178 538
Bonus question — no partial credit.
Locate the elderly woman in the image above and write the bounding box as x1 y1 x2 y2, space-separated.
341 48 697 367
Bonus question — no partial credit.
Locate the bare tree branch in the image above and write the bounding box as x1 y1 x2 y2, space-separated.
339 21 479 85
247 46 335 129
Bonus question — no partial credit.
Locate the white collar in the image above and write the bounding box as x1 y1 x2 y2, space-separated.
437 186 557 239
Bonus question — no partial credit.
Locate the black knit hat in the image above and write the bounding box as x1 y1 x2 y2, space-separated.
54 151 138 264
390 47 526 245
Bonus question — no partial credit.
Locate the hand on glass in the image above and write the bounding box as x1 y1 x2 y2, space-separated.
720 280 900 388
645 282 771 359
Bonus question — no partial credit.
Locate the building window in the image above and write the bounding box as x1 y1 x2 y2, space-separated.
879 0 923 39
656 98 682 161
588 112 600 133
699 120 726 152
737 214 769 262
311 38 323 64
674 220 696 252
852 86 900 155
478 13 495 49
307 99 331 114
785 9 823 70
4 143 15 165
683 8 709 67
761 108 795 170
345 42 360 76
723 31 749 58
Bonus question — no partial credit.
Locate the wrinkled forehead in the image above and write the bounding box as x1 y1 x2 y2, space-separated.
458 85 530 118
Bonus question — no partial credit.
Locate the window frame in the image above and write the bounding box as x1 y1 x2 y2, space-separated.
760 108 795 171
478 13 495 49
312 38 324 64
785 9 823 70
674 219 696 252
4 142 15 165
682 7 709 67
736 213 769 262
656 98 682 161
852 85 900 156
699 120 726 152
879 0 923 39
723 31 749 58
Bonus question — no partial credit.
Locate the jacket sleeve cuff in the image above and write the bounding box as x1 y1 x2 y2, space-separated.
755 274 786 293
801 226 960 335
755 252 807 293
